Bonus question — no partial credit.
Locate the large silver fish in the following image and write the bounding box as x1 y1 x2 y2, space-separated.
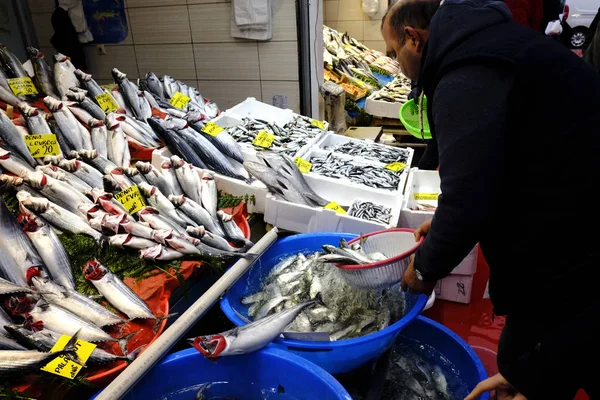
26 47 60 99
188 296 322 359
83 260 172 331
17 102 53 137
36 164 92 195
74 69 104 98
31 276 125 328
139 244 184 261
25 171 93 218
159 159 184 196
0 277 33 297
89 118 109 158
112 68 143 120
185 111 244 164
0 147 36 178
0 84 22 106
22 218 75 290
186 226 244 253
109 234 157 250
171 156 202 203
148 118 208 170
138 206 186 235
200 171 218 219
0 109 36 167
135 161 173 196
53 53 79 99
58 158 104 188
138 182 195 229
169 195 224 237
217 210 253 248
0 44 29 79
44 96 88 151
78 149 118 174
115 114 159 148
106 113 131 168
145 72 165 100
65 90 106 120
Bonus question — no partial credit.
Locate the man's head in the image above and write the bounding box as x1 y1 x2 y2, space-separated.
382 0 440 81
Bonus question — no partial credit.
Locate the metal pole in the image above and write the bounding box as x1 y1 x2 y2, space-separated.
94 227 280 400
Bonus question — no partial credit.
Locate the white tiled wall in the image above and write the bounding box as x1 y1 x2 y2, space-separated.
27 0 302 113
324 0 389 53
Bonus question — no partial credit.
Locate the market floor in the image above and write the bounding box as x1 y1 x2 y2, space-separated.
423 249 590 400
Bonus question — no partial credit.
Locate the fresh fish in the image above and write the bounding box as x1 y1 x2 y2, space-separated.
4 325 144 366
138 182 195 229
138 92 153 120
65 90 106 120
17 102 53 137
77 149 118 175
145 72 164 100
0 44 29 79
36 164 92 194
0 84 22 106
17 191 106 246
0 333 27 350
25 171 93 218
174 235 255 261
159 159 184 196
0 277 33 297
111 88 133 116
185 111 244 164
43 96 87 151
0 110 36 167
171 155 202 203
138 207 186 235
0 196 46 285
120 219 171 244
66 102 95 127
0 147 35 177
124 167 147 186
348 200 393 224
169 195 225 237
139 244 183 261
112 68 143 120
186 226 244 252
88 188 132 219
106 114 130 168
189 296 322 358
22 218 75 290
115 114 159 148
325 138 410 165
109 234 157 250
143 90 163 113
26 47 60 99
162 75 178 99
0 308 12 336
53 53 79 99
200 171 218 219
6 296 135 354
106 167 135 190
89 118 109 158
147 118 207 169
217 210 253 248
135 161 173 196
58 158 104 188
0 332 79 378
73 69 104 98
83 260 172 331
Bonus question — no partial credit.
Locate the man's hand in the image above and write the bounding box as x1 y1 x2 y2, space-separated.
414 218 433 241
465 373 528 400
400 254 436 295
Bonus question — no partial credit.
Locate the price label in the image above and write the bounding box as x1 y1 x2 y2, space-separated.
310 119 325 129
385 162 407 173
252 131 275 149
170 91 191 110
202 122 224 137
294 157 312 174
8 77 38 96
40 335 96 379
414 193 439 201
25 134 60 157
324 201 347 215
114 185 146 215
95 93 119 113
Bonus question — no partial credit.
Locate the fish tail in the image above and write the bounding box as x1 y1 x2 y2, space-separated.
125 345 146 363
117 329 141 356
239 252 259 260
58 329 84 365
313 292 326 308
153 312 178 334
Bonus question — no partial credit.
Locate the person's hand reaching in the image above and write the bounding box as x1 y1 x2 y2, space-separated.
400 254 436 295
414 218 432 241
465 373 528 400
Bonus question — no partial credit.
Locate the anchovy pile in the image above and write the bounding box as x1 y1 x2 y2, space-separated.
242 239 404 341
323 140 411 164
310 152 402 190
227 115 326 155
348 200 392 224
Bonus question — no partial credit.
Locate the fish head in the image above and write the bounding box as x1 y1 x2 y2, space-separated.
78 149 98 161
167 194 185 207
111 68 126 81
170 155 185 169
160 160 173 171
150 229 172 245
134 161 152 174
103 175 121 192
23 314 45 332
26 266 45 286
124 167 140 178
137 182 155 197
201 171 214 181
184 110 203 123
186 225 205 237
88 118 104 128
5 295 33 315
73 69 90 81
189 334 227 359
54 53 68 62
26 47 42 58
83 259 108 281
21 215 42 234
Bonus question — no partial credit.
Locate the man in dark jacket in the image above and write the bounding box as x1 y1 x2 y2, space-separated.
382 0 600 399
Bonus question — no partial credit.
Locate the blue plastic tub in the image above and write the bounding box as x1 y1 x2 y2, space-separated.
220 232 428 375
394 316 490 400
90 347 352 400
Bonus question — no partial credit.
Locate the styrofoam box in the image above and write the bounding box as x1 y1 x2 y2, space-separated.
310 132 414 168
435 274 474 304
365 91 406 119
151 147 268 215
225 97 295 128
399 167 477 276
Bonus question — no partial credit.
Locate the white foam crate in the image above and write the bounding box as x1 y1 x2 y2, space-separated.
225 97 295 128
311 132 414 167
151 147 268 215
365 91 405 119
398 167 477 276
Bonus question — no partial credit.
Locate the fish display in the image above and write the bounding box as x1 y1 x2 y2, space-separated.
310 152 403 191
370 74 413 104
348 200 393 225
322 140 411 165
241 240 404 341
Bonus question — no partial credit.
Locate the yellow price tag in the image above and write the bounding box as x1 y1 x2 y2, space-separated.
25 134 60 157
324 201 347 215
95 93 119 113
385 162 407 173
40 335 96 379
114 185 146 214
202 122 224 137
414 193 439 201
252 131 275 149
294 157 312 174
170 91 191 110
8 77 38 96
310 119 325 129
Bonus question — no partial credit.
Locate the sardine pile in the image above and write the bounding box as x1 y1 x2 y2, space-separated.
411 203 438 212
323 140 411 164
242 239 404 341
310 152 402 190
371 75 413 104
227 115 326 155
348 201 392 225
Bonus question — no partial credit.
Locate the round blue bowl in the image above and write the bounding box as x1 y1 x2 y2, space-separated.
220 232 428 375
90 346 352 400
396 316 490 400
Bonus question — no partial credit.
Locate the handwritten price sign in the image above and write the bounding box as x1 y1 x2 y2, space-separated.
8 77 38 96
202 122 224 137
25 134 60 157
170 91 191 110
114 186 146 215
252 131 275 149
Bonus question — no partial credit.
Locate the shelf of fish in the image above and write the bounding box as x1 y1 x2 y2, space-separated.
365 74 413 119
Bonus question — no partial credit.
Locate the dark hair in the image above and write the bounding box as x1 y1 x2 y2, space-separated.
382 0 440 44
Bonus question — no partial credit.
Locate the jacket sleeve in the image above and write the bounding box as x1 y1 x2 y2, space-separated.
413 63 511 281
417 139 439 170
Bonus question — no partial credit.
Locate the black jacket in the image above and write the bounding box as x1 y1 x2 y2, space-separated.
413 0 600 317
